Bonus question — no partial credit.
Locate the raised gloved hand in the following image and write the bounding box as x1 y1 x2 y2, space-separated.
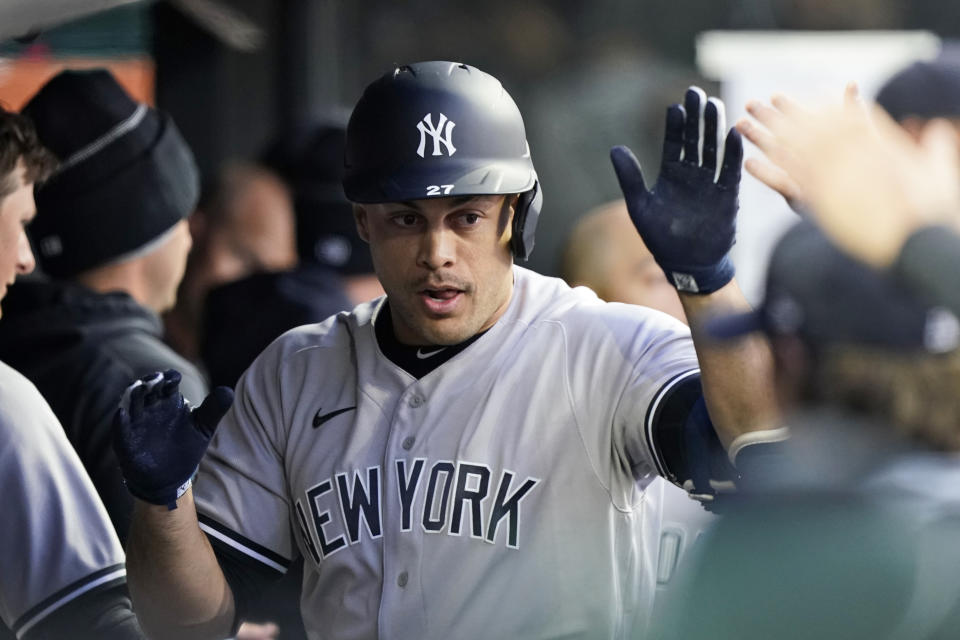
113 369 233 509
611 87 743 294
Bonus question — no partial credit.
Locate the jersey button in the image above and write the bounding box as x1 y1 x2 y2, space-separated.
397 571 409 587
402 436 415 450
408 395 424 408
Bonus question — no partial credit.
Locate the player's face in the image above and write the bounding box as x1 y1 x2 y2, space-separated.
0 163 37 319
355 195 516 345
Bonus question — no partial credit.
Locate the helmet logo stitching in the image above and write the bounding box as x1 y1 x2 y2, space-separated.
416 113 457 158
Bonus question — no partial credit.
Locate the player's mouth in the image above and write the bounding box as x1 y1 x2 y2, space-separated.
418 287 464 315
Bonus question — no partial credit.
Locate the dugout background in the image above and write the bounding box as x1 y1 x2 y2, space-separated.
2 0 960 277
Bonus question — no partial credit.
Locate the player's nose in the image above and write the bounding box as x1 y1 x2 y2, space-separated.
416 227 455 270
16 229 35 275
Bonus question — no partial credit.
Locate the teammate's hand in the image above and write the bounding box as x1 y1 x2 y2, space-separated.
734 85 960 268
113 369 233 509
736 82 862 215
611 87 742 294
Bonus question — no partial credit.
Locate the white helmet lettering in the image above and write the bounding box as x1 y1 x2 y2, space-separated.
416 113 457 158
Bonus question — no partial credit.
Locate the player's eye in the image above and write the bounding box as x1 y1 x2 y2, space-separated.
392 213 421 228
459 212 481 226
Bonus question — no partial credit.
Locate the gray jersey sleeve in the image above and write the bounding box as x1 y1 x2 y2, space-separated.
564 301 699 503
613 312 699 480
194 339 296 576
0 362 126 638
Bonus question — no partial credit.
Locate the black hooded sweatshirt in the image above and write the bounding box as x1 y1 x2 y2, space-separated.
0 276 206 543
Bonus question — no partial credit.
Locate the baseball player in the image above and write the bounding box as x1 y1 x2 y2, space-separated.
0 106 143 640
117 61 778 639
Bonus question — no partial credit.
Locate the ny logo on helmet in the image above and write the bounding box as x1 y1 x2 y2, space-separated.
416 113 457 158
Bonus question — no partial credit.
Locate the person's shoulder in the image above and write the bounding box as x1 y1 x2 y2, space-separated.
511 265 600 319
0 360 57 430
254 298 381 367
100 321 205 383
0 359 42 403
513 265 689 339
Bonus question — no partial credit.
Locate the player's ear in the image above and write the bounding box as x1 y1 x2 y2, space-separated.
498 194 519 238
353 204 370 243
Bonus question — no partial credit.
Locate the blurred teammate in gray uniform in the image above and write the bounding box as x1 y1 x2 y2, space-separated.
0 106 143 640
116 61 779 639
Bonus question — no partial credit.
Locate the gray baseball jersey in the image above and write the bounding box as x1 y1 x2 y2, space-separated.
0 361 126 638
196 265 699 639
647 479 715 593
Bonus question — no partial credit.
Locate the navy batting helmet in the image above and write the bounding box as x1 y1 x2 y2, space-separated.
343 61 542 260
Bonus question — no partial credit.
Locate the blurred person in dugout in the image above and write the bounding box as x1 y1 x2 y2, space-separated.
0 68 207 544
163 160 299 367
655 220 960 640
875 54 960 142
561 200 715 601
0 103 145 640
562 199 685 323
654 73 960 640
261 122 384 306
200 123 384 389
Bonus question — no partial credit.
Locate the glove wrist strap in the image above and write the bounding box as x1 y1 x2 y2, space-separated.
658 255 735 294
170 468 199 510
126 466 199 510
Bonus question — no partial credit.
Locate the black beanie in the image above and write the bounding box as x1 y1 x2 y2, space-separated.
876 57 960 122
261 124 375 275
22 68 199 278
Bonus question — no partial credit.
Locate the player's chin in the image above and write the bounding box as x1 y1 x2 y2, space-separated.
418 316 477 346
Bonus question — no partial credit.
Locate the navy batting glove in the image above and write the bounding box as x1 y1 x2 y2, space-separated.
611 87 743 294
113 369 233 509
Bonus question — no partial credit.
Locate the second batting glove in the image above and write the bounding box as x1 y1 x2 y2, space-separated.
611 86 743 294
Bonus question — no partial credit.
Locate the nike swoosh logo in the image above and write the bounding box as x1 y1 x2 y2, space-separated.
312 406 356 428
416 347 447 359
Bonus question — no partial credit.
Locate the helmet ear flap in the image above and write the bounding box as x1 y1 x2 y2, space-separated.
510 181 542 262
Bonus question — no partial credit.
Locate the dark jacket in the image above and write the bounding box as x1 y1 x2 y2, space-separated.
0 277 207 543
201 264 352 388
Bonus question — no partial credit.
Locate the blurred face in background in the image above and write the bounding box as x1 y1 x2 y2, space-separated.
196 166 298 288
0 163 36 317
562 200 686 323
181 163 297 311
